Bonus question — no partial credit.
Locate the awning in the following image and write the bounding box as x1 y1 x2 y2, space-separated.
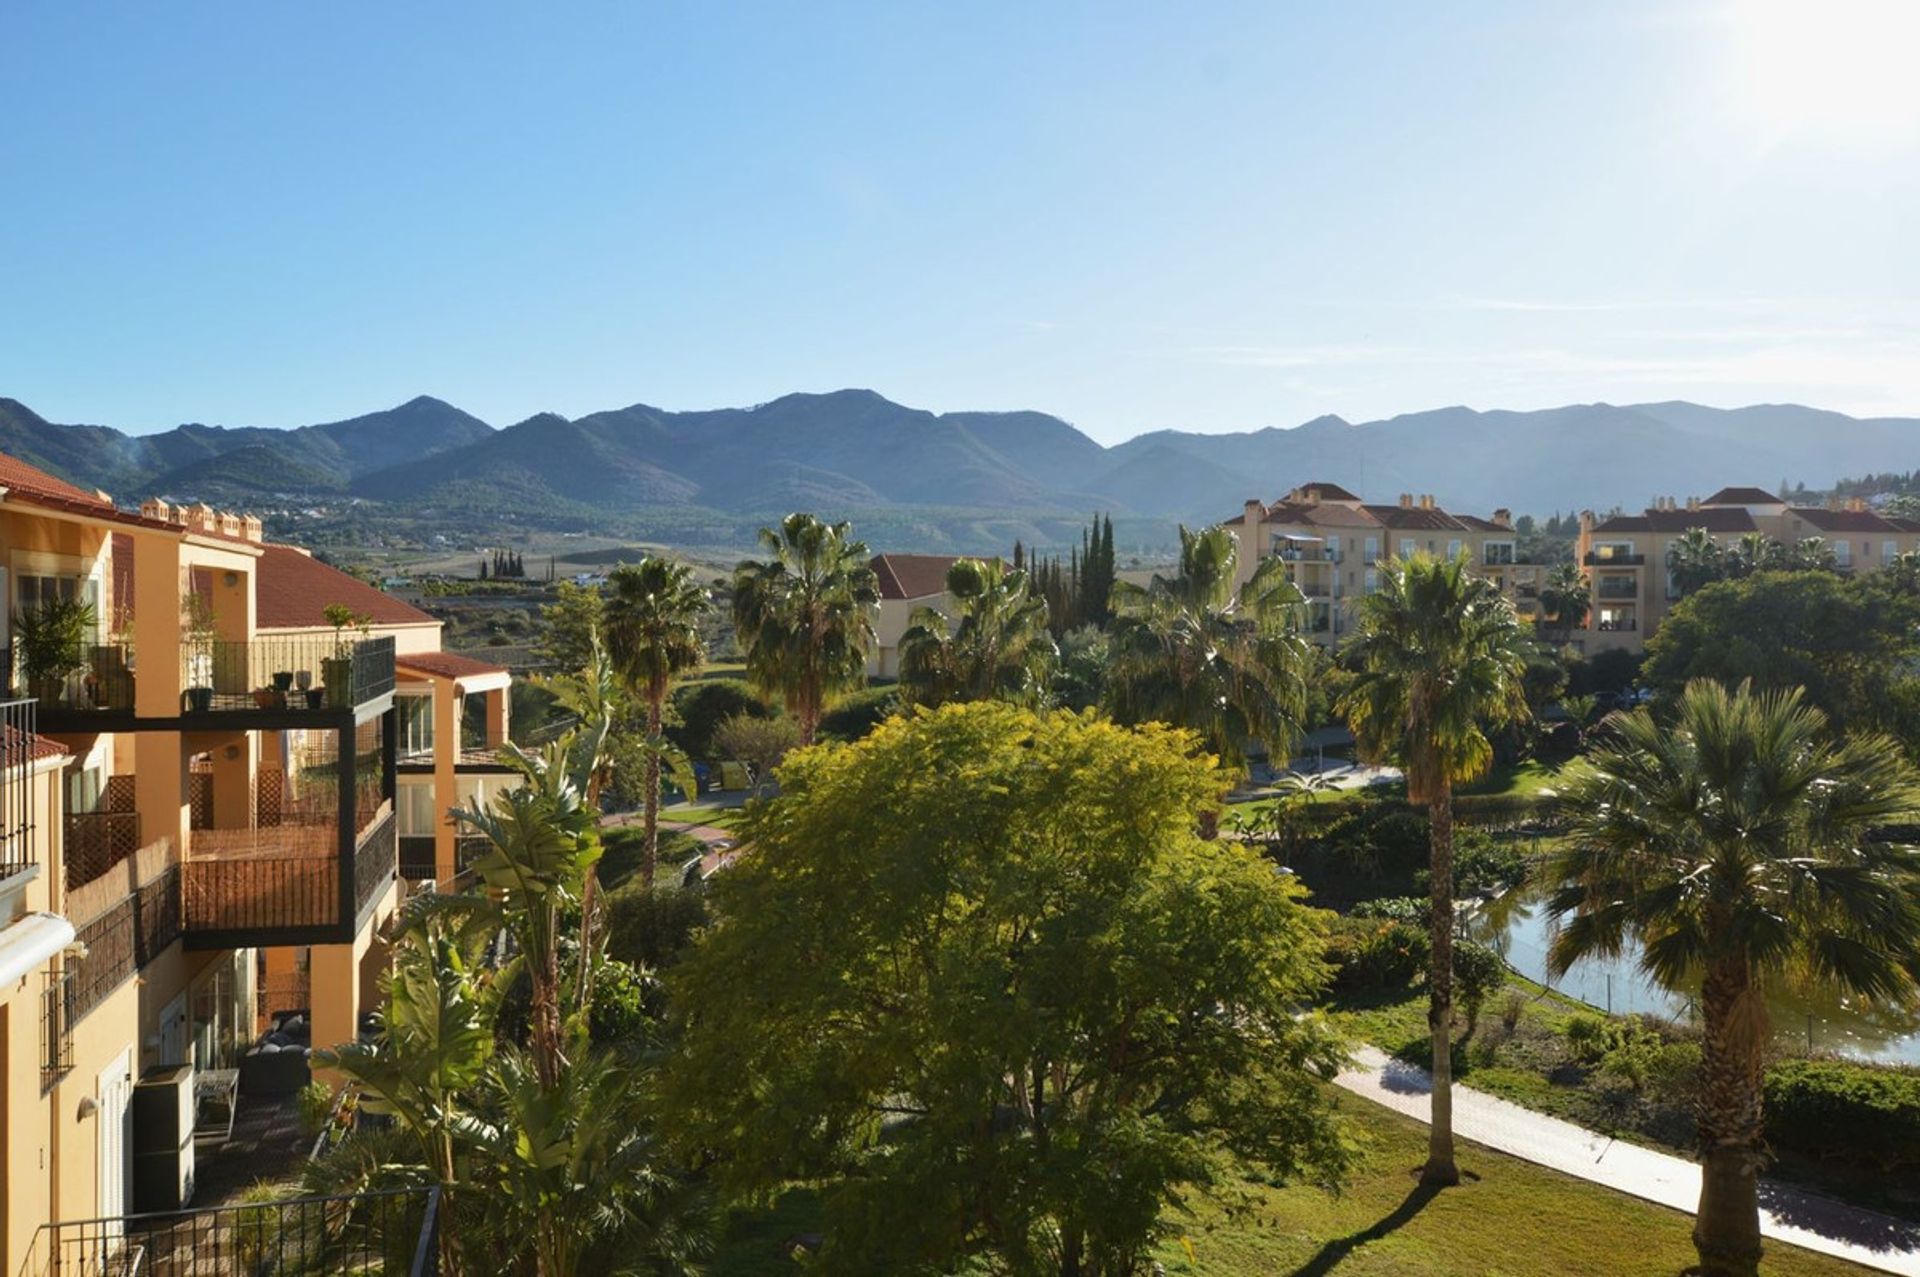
0 912 76 988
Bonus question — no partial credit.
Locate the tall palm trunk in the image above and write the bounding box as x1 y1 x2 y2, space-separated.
642 684 664 890
1693 954 1765 1276
797 682 820 747
1422 779 1459 1186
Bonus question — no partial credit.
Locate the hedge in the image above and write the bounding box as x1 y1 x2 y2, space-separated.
1764 1058 1920 1173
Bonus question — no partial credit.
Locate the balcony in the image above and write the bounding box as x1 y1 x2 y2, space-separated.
65 810 141 889
183 805 397 948
1584 552 1646 566
0 698 40 883
36 635 395 730
1595 581 1640 601
27 1186 441 1277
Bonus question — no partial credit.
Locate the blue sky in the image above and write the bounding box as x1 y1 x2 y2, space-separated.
5 1 1920 443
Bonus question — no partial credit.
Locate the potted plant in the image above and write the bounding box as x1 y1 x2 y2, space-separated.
295 668 319 709
182 594 218 712
89 610 135 709
15 595 95 706
271 670 295 693
320 604 371 709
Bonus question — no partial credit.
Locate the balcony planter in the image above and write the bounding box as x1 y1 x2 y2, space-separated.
321 656 354 708
183 686 214 713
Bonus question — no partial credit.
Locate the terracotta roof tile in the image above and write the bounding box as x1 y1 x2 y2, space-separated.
1787 506 1903 533
0 453 112 507
871 553 965 601
1593 508 1759 534
395 651 510 679
1362 504 1470 531
255 544 435 629
1702 486 1785 507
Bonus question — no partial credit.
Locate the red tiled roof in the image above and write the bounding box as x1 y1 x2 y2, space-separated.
2 726 70 762
0 452 111 507
255 544 435 629
395 651 510 680
1787 506 1903 533
1593 508 1758 534
1292 481 1362 502
1261 501 1381 529
1702 486 1785 507
1455 514 1509 533
1886 517 1920 534
871 553 964 601
1362 503 1470 532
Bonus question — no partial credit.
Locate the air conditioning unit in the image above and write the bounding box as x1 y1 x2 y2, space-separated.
132 1064 195 1212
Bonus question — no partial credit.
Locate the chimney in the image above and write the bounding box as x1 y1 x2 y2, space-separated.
1399 493 1413 508
1244 499 1263 524
1687 496 1700 512
1421 494 1435 510
140 497 171 522
1492 508 1512 530
242 514 264 542
219 510 241 537
1579 510 1595 534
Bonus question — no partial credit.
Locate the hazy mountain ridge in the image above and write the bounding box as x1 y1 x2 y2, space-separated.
5 389 1919 528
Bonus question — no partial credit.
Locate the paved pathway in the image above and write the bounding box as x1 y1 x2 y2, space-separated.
1335 1044 1920 1275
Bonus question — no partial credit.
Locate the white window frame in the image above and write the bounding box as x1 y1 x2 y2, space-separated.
1482 540 1516 566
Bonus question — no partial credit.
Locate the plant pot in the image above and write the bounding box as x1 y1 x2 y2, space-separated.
305 689 324 710
272 671 295 692
184 686 214 713
320 657 353 708
89 645 134 710
252 688 286 710
295 670 312 691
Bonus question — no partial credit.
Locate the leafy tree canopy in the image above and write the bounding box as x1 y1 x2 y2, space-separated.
664 703 1348 1276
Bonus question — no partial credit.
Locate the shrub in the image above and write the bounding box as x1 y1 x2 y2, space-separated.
817 685 900 741
606 880 711 971
589 956 653 1044
1351 896 1425 922
296 1080 334 1136
1563 1012 1609 1062
1329 920 1431 990
598 829 706 892
1765 1059 1920 1173
669 679 769 760
1454 941 1506 1032
1497 988 1528 1035
1416 829 1525 897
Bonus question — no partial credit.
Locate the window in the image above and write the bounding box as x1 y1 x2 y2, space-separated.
1482 541 1516 566
1398 538 1415 559
1364 536 1380 564
1835 541 1852 567
1884 540 1899 563
397 692 435 758
1364 569 1379 594
1447 539 1462 560
1326 535 1341 562
398 780 437 837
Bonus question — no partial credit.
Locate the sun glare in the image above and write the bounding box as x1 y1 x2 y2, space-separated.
1722 0 1920 146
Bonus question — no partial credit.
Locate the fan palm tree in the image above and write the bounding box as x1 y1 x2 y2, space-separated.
898 558 1056 708
1666 527 1727 596
602 558 710 890
1547 681 1920 1276
1787 535 1838 572
1727 531 1786 578
732 513 880 744
1538 561 1589 641
1105 524 1312 779
1337 551 1534 1187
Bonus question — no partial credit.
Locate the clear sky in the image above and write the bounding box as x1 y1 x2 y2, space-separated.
5 1 1920 443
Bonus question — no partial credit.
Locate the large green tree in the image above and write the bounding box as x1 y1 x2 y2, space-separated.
1548 681 1920 1276
1642 570 1920 737
1665 527 1728 597
1337 551 1533 1186
1538 561 1590 641
731 513 880 745
897 557 1056 708
602 557 710 890
1106 524 1311 777
664 704 1349 1276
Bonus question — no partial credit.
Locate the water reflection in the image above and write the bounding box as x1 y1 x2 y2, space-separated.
1466 887 1920 1066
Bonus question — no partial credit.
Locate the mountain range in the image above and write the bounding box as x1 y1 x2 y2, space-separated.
3 390 1917 544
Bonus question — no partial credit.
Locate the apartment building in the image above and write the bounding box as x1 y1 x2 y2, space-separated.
1229 482 1545 644
868 553 965 678
0 464 502 1271
1575 486 1920 653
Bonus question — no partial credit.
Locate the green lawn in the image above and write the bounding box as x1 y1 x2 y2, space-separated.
1235 759 1567 819
704 1089 1870 1275
660 802 750 832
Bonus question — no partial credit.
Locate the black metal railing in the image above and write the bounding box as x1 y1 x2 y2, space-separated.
27 1186 441 1277
65 811 141 890
398 835 437 881
354 810 398 917
1584 552 1646 566
180 634 396 713
184 831 343 935
41 968 74 1087
0 697 39 876
1596 581 1639 600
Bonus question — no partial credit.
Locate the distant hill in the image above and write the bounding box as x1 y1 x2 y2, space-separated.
5 388 1920 550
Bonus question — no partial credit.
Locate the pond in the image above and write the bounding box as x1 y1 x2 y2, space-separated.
1467 888 1920 1067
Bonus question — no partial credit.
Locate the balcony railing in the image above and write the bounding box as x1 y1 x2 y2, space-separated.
0 698 38 878
1596 582 1640 600
1584 552 1646 566
1595 618 1640 632
184 634 396 713
27 1186 441 1277
183 806 396 941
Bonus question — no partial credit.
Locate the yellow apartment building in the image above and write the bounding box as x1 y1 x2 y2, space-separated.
1229 482 1545 643
1575 485 1920 653
0 461 502 1271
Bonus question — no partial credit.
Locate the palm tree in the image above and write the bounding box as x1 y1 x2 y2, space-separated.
1106 524 1312 778
1727 531 1786 578
1787 535 1837 572
1666 527 1727 596
898 558 1056 708
602 558 710 890
1547 681 1920 1277
1538 562 1589 641
731 513 880 744
1337 551 1533 1187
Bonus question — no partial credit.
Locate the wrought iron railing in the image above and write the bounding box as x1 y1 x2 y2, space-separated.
27 1186 441 1276
398 835 437 881
354 811 398 915
182 807 395 938
0 697 39 876
1583 551 1645 566
183 635 396 713
41 968 74 1087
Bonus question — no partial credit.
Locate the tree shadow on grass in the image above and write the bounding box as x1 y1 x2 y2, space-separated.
1287 1178 1447 1276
